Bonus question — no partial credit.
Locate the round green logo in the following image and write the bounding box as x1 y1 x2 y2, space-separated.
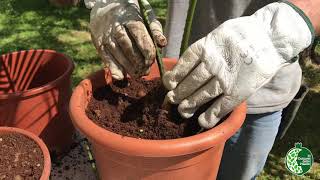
285 143 313 175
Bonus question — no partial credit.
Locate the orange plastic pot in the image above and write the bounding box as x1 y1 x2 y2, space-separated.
69 58 247 180
0 127 51 180
0 50 75 153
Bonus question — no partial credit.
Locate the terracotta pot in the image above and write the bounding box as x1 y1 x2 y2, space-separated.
69 58 247 180
0 50 75 154
0 127 51 180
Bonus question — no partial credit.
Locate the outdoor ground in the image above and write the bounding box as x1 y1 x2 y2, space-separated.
0 0 319 179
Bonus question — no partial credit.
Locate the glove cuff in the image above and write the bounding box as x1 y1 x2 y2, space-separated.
281 1 316 43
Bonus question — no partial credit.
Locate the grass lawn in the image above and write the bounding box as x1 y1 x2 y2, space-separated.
0 0 99 87
1 0 319 179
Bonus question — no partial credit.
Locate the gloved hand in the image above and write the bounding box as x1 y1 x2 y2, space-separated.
163 2 313 129
85 0 167 80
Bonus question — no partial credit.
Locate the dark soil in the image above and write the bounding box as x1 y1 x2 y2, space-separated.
0 133 44 180
86 78 205 140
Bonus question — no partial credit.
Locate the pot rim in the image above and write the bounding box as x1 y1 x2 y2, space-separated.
69 58 247 157
0 49 74 99
0 127 51 180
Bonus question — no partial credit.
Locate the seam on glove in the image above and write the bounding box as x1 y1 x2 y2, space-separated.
280 0 315 43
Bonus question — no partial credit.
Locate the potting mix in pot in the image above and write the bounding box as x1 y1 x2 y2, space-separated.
85 78 218 140
0 133 44 179
85 0 213 140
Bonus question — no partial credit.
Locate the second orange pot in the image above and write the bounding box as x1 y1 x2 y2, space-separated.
0 50 75 154
69 58 247 180
0 127 51 180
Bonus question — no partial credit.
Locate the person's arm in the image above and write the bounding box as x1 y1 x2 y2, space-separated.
289 0 320 34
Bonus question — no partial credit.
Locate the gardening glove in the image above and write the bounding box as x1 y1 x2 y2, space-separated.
86 0 167 80
163 2 314 129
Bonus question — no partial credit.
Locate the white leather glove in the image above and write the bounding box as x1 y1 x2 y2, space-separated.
163 2 314 129
85 0 167 80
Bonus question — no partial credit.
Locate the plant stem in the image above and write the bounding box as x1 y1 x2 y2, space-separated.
82 139 99 179
138 0 165 77
180 0 198 56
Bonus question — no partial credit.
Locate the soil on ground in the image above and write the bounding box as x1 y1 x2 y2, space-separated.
86 78 206 140
0 133 44 180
